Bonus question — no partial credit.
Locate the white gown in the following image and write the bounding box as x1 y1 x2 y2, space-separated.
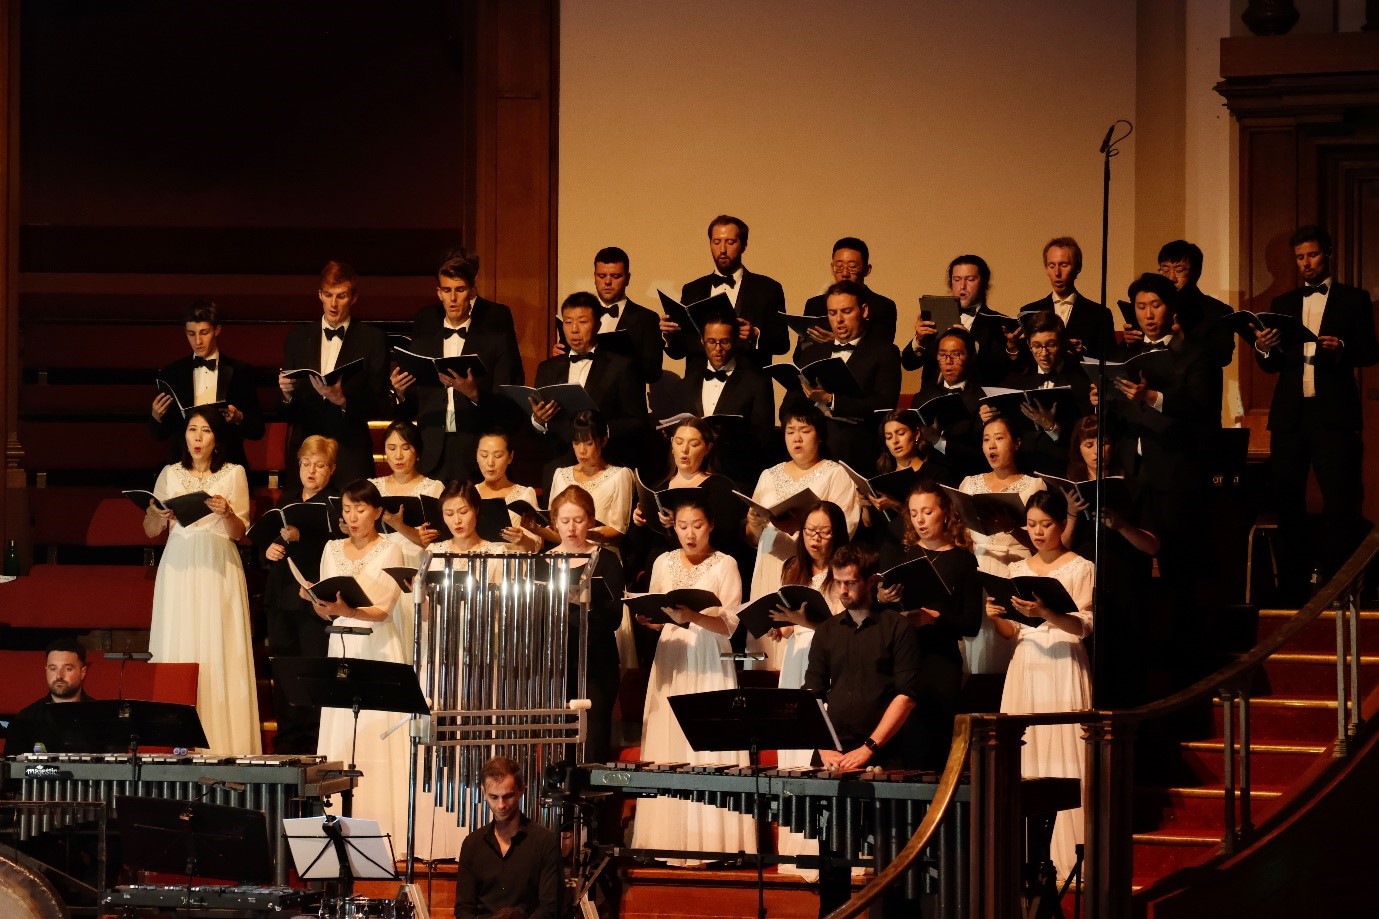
315 537 408 854
999 552 1094 881
959 473 1046 675
632 550 755 862
775 569 843 880
370 475 443 664
149 462 261 755
746 460 860 670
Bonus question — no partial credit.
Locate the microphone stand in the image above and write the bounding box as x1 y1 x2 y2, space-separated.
1094 119 1133 708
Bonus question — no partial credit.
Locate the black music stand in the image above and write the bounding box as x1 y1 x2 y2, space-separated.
115 794 270 908
270 657 430 817
44 700 208 783
669 688 841 919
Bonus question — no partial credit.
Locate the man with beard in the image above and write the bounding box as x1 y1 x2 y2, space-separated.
5 639 97 755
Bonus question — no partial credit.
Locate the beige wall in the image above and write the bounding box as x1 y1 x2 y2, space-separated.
558 0 1139 386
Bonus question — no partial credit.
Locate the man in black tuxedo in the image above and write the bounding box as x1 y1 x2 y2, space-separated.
392 255 524 482
278 261 391 489
1157 239 1236 368
1018 236 1116 360
797 280 902 471
663 214 788 367
586 246 664 386
1105 273 1222 680
902 254 1020 387
793 236 897 362
996 312 1092 476
1253 225 1378 600
666 308 776 485
149 300 264 469
910 327 986 479
531 292 647 487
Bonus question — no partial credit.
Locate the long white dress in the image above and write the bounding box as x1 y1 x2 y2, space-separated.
632 550 755 862
999 552 1094 881
149 462 261 755
958 473 1046 674
315 537 408 855
746 460 860 670
775 569 842 880
370 475 443 664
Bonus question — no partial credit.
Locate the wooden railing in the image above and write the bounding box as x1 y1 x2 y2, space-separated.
831 527 1379 918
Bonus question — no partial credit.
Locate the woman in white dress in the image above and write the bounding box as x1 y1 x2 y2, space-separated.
631 494 754 863
370 421 443 662
541 411 633 549
144 408 260 754
958 414 1045 676
986 489 1093 881
746 397 860 669
767 499 848 880
474 429 543 552
310 480 407 854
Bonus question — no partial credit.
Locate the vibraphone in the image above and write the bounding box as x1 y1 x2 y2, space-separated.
577 762 1080 918
4 753 353 884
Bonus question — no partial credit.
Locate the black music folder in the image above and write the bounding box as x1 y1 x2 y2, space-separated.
498 382 597 417
288 558 374 610
624 588 723 627
155 378 229 419
390 347 487 385
732 488 820 538
246 501 334 548
765 356 865 399
379 494 450 538
655 411 745 431
910 391 970 432
281 359 364 388
840 462 919 505
505 498 549 528
657 290 734 338
970 306 1020 335
940 485 1027 536
778 311 829 336
1116 299 1137 328
979 572 1080 626
1099 348 1176 392
1221 309 1317 347
669 687 842 754
979 385 1078 422
737 585 834 639
475 497 512 543
881 554 952 611
919 294 962 331
1035 473 1131 518
121 489 214 528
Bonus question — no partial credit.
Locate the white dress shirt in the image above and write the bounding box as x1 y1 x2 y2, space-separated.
1300 278 1330 399
598 299 625 334
320 320 349 374
701 359 735 416
193 351 220 407
443 316 473 432
1052 293 1076 326
710 267 743 309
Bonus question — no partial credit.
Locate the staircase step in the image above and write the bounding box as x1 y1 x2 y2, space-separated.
1132 831 1219 880
1254 608 1379 654
1133 785 1283 834
1176 740 1325 787
1254 652 1379 696
1212 695 1341 744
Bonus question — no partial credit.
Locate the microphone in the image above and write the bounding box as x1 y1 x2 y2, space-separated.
1099 123 1116 154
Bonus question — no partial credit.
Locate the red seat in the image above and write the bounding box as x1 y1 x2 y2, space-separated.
0 565 154 629
86 497 159 547
243 421 290 473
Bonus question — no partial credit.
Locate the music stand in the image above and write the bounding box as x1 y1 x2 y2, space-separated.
283 814 397 902
668 688 841 919
44 700 207 782
115 794 270 908
271 657 430 817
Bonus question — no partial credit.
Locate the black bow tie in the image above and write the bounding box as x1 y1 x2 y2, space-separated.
712 273 736 289
569 352 594 364
323 326 345 341
704 369 731 382
443 326 468 339
832 342 857 354
1303 283 1328 297
600 303 620 319
191 356 217 371
1143 341 1170 352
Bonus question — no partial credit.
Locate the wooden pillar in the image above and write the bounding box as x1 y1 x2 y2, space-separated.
0 0 26 571
967 714 1025 919
1083 715 1136 919
468 0 558 379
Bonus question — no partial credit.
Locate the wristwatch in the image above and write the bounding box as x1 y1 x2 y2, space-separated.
863 737 880 753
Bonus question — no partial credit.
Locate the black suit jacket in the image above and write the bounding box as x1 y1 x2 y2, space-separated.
533 349 648 470
667 359 777 486
669 267 788 366
794 285 898 363
1177 284 1235 368
611 299 665 385
1109 336 1221 494
281 320 391 487
798 333 902 471
910 380 986 479
404 298 525 475
149 353 264 468
1019 292 1116 361
1000 363 1093 476
1256 281 1377 433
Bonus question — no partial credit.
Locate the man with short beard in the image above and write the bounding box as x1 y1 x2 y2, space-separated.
5 639 96 755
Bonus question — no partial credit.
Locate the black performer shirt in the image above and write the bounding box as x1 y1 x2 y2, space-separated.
455 816 562 919
802 608 922 753
4 691 98 756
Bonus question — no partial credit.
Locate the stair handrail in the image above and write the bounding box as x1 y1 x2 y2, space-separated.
822 715 972 919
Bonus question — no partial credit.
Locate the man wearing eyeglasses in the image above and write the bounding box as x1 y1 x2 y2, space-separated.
791 237 897 363
1018 236 1115 360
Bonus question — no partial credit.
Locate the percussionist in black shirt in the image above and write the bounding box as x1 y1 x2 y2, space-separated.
455 756 561 919
5 639 97 756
